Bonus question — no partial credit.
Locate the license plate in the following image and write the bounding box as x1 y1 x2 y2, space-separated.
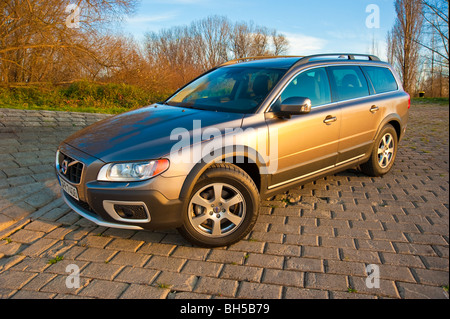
60 177 79 201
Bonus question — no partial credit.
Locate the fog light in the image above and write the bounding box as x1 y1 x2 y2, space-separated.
114 204 148 220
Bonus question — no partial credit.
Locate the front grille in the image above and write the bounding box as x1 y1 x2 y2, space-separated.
58 152 84 184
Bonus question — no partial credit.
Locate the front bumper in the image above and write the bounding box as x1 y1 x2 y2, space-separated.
61 190 144 230
59 182 185 230
56 143 186 230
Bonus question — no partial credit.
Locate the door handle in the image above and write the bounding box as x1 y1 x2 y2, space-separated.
323 115 337 124
370 105 380 113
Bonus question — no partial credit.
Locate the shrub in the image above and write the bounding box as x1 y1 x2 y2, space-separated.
0 81 172 114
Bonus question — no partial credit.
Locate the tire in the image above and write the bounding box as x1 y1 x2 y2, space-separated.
360 124 398 177
178 163 260 247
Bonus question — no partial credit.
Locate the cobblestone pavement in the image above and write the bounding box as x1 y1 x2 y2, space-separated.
0 104 448 299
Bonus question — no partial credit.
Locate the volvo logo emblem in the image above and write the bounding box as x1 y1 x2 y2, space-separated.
61 160 69 175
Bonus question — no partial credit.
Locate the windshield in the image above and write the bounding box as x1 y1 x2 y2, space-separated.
165 67 286 113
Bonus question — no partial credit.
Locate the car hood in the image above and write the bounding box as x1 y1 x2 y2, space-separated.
63 104 245 163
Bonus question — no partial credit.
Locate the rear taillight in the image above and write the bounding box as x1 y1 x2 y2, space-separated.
407 94 411 109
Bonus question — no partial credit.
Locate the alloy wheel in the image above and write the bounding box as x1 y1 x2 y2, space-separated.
188 182 246 238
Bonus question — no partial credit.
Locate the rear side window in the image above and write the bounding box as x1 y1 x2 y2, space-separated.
362 66 398 94
328 66 369 101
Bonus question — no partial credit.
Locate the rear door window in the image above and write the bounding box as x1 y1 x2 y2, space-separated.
328 66 369 101
362 66 398 94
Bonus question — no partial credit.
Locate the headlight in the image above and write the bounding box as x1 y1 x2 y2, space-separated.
97 159 169 182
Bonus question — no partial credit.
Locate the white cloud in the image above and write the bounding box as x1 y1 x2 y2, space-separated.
125 12 178 24
149 0 208 4
282 32 327 55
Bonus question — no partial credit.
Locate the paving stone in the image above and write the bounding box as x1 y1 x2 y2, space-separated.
168 246 211 261
154 271 197 292
330 291 377 299
44 259 89 276
285 257 323 273
220 264 263 282
245 253 284 269
19 238 58 257
0 255 27 272
340 248 381 264
24 220 60 233
78 235 113 249
194 277 239 297
81 262 124 280
23 189 56 209
170 291 212 299
284 287 328 299
262 268 304 287
78 279 128 299
249 231 284 243
237 282 282 299
1 205 35 221
0 270 37 290
380 252 425 268
411 268 449 286
75 247 117 263
265 242 301 257
10 257 51 273
105 238 144 252
325 260 367 277
377 264 416 283
108 251 151 267
181 260 223 277
206 249 247 265
44 226 79 241
349 276 400 299
22 272 58 291
284 234 318 246
305 273 348 291
302 246 340 260
355 239 396 253
420 255 449 271
142 255 185 272
137 242 177 256
40 239 76 259
114 266 159 285
120 284 170 299
396 282 449 299
8 229 45 244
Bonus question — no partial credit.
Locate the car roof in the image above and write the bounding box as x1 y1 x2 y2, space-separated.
223 57 303 70
220 54 383 71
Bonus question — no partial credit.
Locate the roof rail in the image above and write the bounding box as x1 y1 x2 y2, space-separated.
219 55 305 67
295 53 380 66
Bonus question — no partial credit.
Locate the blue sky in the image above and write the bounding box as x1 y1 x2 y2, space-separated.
122 0 397 60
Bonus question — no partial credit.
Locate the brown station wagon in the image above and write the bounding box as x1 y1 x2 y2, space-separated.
56 54 410 247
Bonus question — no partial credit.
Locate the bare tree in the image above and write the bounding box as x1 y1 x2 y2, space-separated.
191 15 230 70
144 16 291 90
419 0 449 66
387 0 424 94
230 22 253 59
272 30 289 56
0 0 137 86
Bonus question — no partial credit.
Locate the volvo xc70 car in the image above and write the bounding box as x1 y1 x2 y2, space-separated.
56 54 410 247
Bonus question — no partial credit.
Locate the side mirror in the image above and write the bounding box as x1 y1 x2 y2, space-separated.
275 97 312 117
280 97 312 114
